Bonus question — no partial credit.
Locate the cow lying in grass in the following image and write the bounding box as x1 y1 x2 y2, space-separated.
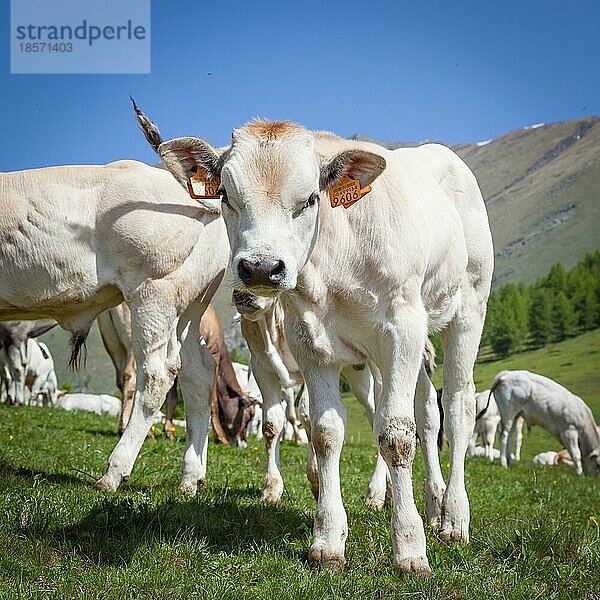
56 392 122 417
490 370 600 476
0 161 229 493
151 113 493 574
533 448 575 467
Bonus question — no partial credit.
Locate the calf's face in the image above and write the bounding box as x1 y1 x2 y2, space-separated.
159 121 385 297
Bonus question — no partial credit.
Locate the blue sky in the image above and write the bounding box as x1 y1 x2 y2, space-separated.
1 0 599 170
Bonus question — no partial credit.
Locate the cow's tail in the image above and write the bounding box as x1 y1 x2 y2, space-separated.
476 375 503 421
423 339 436 378
130 96 163 153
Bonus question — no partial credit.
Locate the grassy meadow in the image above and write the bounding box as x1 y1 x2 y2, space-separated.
1 331 599 598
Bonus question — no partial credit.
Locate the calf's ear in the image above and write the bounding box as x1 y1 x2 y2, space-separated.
158 137 223 188
319 150 386 191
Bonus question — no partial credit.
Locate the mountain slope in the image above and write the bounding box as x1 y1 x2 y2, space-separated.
352 116 600 285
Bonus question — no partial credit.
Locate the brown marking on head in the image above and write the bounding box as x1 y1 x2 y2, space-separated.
241 119 306 142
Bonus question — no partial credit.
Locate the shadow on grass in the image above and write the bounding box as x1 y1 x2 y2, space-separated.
0 460 91 487
48 491 310 567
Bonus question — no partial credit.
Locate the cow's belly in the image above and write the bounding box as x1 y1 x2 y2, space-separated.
0 210 118 318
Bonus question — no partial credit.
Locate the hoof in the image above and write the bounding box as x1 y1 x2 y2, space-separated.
163 420 176 442
93 474 120 492
428 516 443 532
261 489 283 504
308 549 346 574
438 522 469 544
364 491 385 511
262 477 283 504
180 478 203 497
394 556 431 576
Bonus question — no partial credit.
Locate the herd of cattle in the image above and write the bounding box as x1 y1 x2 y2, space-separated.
1 100 598 576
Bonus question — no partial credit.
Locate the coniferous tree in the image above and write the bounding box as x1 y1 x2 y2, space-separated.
528 287 554 347
489 285 528 357
551 291 577 341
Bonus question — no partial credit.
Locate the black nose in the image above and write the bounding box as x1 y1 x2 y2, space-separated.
238 258 286 287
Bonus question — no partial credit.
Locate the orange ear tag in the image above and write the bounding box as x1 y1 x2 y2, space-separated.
328 176 372 209
187 167 221 200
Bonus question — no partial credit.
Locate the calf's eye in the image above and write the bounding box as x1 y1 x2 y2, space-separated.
305 192 318 209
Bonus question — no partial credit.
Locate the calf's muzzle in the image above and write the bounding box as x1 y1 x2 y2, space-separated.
238 258 286 288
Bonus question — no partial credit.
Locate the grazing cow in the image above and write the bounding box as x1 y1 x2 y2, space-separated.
56 392 122 417
0 161 229 493
0 321 55 404
470 390 524 462
23 339 59 406
184 304 256 447
98 302 255 446
490 370 600 476
155 116 493 574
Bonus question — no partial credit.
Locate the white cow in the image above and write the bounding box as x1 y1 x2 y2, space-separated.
56 392 122 417
0 321 55 404
469 445 501 459
23 339 58 406
0 160 229 493
491 370 600 476
470 389 524 462
157 117 494 575
533 448 575 467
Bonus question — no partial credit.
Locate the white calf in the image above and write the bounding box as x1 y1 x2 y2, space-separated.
491 370 600 476
158 117 493 574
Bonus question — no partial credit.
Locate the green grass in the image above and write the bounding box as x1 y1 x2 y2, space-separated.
1 332 600 598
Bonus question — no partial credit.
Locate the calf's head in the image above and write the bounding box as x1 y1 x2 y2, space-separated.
159 120 385 296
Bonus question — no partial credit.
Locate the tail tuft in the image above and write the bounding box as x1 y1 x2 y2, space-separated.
130 96 163 153
68 332 88 370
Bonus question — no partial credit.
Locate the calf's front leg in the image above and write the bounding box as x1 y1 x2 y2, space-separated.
374 313 430 575
303 364 347 573
95 302 180 491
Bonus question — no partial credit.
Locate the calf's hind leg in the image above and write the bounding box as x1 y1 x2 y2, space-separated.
342 365 388 510
414 365 446 531
178 302 216 495
438 288 486 544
